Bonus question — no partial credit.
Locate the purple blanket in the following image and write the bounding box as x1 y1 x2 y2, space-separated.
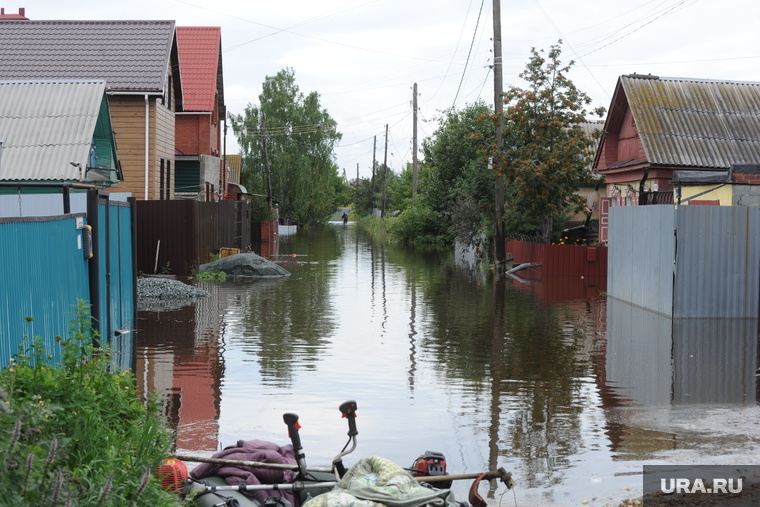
191 439 298 505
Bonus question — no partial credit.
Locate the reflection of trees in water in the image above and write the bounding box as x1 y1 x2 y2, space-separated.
411 264 599 490
238 228 342 384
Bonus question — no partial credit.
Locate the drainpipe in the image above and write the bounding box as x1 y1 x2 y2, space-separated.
144 94 150 200
639 168 649 205
86 189 101 344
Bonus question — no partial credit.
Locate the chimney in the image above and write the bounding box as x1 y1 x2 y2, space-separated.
0 8 29 19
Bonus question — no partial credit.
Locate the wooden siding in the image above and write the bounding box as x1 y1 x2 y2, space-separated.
108 96 150 199
106 63 177 201
153 101 176 200
618 109 646 161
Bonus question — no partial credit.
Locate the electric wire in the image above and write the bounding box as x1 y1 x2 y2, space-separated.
450 0 486 111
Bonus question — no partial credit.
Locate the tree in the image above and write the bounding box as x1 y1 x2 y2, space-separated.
229 68 343 226
420 101 495 246
497 42 605 243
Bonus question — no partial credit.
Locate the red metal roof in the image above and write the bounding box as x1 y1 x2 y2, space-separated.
177 26 222 113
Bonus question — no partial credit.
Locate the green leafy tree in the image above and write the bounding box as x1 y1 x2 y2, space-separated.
229 68 343 226
349 176 374 217
420 100 495 246
498 41 605 242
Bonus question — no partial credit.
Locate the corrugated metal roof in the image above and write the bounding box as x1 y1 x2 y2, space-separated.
621 75 760 169
177 26 222 112
0 20 175 93
579 120 604 168
0 79 108 181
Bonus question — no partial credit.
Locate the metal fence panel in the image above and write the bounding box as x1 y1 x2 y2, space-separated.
0 216 91 365
135 200 252 277
608 205 675 315
609 205 760 318
674 206 760 318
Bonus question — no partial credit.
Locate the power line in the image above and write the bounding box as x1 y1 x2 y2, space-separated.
450 0 486 111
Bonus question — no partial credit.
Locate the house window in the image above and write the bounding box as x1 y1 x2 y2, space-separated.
159 159 165 200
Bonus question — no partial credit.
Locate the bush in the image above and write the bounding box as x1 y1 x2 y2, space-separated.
0 300 178 506
387 204 453 245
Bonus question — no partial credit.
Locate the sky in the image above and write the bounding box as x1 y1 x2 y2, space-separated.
12 0 760 179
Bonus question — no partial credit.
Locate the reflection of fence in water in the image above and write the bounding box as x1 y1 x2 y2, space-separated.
605 298 758 406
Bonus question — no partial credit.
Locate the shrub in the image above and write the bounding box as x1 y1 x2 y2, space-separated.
387 204 453 245
0 300 178 506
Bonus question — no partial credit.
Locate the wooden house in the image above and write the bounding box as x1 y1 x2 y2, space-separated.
595 74 760 204
592 73 760 241
0 79 120 186
175 26 228 202
0 19 182 200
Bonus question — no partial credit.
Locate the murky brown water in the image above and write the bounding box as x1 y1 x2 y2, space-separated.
134 225 760 507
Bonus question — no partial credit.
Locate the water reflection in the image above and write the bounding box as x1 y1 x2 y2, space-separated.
605 298 758 406
134 227 760 506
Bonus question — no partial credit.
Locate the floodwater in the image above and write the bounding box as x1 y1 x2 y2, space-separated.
134 224 760 507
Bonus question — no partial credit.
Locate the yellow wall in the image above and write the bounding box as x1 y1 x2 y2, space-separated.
680 184 732 205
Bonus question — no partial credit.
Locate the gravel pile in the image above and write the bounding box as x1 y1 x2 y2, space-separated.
137 277 211 300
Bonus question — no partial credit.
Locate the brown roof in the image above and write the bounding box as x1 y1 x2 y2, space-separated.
0 20 178 95
600 74 760 170
177 26 224 113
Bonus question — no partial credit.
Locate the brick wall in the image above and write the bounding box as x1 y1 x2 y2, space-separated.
176 111 222 157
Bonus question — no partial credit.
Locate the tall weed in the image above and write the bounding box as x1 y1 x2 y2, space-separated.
0 300 178 506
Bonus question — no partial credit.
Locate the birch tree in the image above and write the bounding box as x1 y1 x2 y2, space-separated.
229 68 342 225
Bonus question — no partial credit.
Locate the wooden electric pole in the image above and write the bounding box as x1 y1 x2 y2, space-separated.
412 83 419 206
381 123 388 217
371 135 377 212
492 0 506 274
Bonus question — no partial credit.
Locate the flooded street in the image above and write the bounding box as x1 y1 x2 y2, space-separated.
134 225 760 507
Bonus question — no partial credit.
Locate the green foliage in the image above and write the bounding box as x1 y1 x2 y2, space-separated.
387 203 453 245
355 215 389 239
196 270 226 281
332 171 352 208
0 301 176 506
498 41 606 243
348 177 374 217
229 68 343 226
420 101 496 246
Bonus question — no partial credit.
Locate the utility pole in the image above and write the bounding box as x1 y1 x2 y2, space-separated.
356 162 359 182
412 83 418 206
492 0 506 275
382 124 388 217
371 136 377 212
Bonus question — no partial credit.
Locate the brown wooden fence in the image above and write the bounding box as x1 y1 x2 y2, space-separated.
135 200 276 277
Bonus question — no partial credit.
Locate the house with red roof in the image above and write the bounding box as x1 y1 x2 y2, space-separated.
175 26 228 202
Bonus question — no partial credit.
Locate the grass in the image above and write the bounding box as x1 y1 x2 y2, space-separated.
0 300 180 506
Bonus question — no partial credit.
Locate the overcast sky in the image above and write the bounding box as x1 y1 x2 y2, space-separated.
14 0 760 179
